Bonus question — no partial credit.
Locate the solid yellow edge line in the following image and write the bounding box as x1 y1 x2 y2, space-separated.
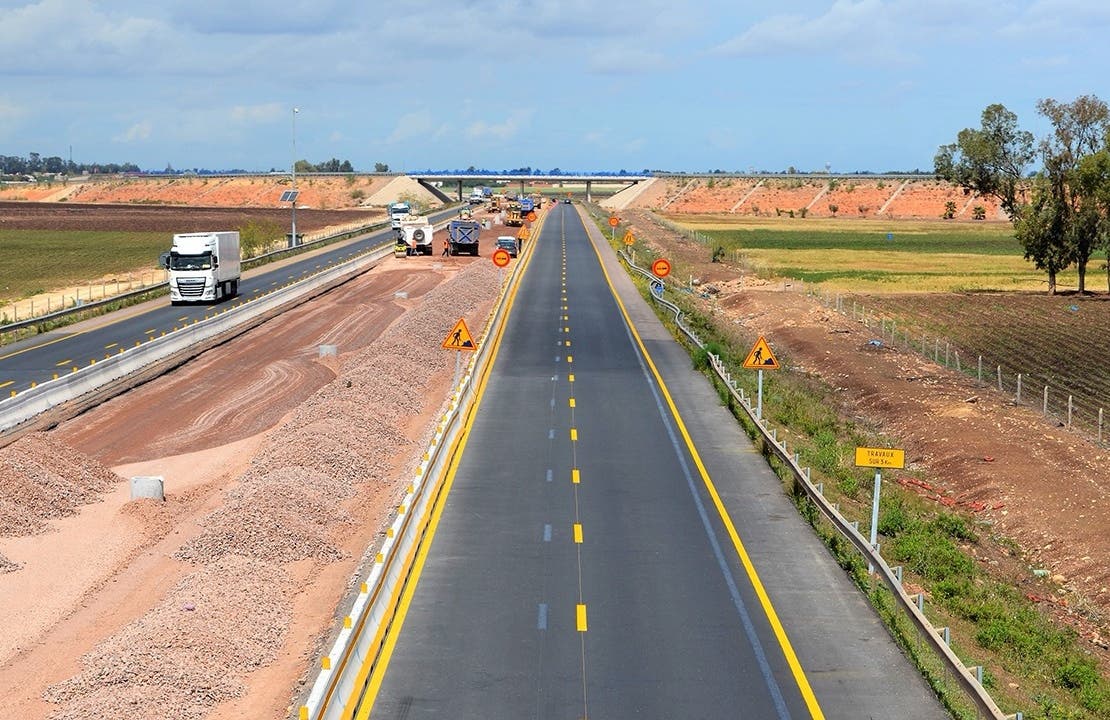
576 603 588 632
586 224 826 720
351 208 546 720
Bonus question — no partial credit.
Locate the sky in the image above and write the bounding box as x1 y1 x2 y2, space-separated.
1 0 1108 174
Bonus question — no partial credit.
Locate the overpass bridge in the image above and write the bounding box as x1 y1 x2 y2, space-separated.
407 173 652 203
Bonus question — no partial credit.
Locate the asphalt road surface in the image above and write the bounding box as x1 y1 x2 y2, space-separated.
0 208 459 393
362 203 947 719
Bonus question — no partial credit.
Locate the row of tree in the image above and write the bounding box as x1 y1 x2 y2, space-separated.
935 95 1110 294
1 153 140 175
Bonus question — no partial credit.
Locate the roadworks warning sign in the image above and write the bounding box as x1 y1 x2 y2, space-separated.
742 336 779 369
442 318 477 351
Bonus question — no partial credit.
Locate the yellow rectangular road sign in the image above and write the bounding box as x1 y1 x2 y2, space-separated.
854 447 905 469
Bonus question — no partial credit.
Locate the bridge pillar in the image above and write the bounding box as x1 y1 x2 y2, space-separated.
457 179 463 202
519 179 526 198
586 180 592 203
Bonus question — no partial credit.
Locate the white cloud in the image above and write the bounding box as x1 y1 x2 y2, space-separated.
386 110 449 144
714 0 890 57
465 109 533 142
588 47 671 75
113 120 152 143
230 103 285 124
1001 0 1110 36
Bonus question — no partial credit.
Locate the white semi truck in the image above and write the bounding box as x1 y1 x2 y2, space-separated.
165 231 241 305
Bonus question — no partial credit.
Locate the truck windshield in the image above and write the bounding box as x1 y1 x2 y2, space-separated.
170 253 212 271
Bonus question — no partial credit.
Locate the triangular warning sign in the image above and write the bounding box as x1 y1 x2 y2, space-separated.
442 318 477 351
742 335 779 369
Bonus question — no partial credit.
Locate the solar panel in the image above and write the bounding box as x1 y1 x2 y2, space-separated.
280 190 300 202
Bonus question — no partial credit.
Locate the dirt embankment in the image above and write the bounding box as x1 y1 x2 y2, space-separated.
0 241 502 718
623 207 1110 655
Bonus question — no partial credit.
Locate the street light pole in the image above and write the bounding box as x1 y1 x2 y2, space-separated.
291 107 299 246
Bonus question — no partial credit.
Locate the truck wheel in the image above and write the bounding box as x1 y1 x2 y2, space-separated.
231 280 239 297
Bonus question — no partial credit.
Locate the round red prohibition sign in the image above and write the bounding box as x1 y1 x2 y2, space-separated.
651 258 672 278
492 248 511 268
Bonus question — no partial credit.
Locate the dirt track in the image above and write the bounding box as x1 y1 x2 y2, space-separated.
0 235 501 718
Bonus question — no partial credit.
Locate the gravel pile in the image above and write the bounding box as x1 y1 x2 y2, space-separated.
0 432 120 538
45 258 500 717
45 556 291 720
0 553 19 573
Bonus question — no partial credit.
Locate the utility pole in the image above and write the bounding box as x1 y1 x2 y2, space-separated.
291 107 299 245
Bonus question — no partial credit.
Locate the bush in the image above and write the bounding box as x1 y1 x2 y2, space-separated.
798 208 808 218
972 205 986 220
350 188 366 201
828 203 839 216
943 200 957 219
711 246 725 263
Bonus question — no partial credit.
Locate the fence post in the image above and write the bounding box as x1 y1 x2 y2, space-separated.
954 350 960 373
1068 395 1073 428
934 338 940 363
978 356 983 384
1100 408 1104 444
945 341 950 366
1016 373 1022 403
1043 386 1048 416
997 365 1003 392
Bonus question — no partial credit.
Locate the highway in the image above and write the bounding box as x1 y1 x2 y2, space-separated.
0 208 457 393
360 203 947 719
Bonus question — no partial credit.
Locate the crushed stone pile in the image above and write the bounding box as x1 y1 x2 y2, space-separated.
0 553 19 573
45 556 290 720
0 432 121 538
45 258 500 717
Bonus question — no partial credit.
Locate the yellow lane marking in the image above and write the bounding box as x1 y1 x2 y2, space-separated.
350 201 546 719
573 524 583 544
145 328 156 335
104 342 117 350
569 398 575 408
565 341 571 347
572 468 580 484
570 428 578 442
178 315 189 322
567 355 573 363
587 225 826 719
564 327 570 333
568 374 575 382
54 359 72 367
576 604 588 632
0 380 12 389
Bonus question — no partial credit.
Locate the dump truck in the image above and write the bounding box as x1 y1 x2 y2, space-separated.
447 218 481 256
519 196 535 214
400 216 434 255
164 231 241 305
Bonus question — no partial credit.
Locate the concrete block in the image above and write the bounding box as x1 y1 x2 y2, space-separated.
130 475 165 501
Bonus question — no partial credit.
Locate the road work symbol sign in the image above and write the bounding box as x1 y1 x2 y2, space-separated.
854 447 905 469
742 336 779 370
442 318 477 351
623 229 635 246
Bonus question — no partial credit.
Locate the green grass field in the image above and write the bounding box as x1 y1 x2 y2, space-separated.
671 216 1083 293
0 230 165 302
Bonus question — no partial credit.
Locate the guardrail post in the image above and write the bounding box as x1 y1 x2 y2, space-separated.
892 565 902 583
916 593 925 611
997 365 1003 392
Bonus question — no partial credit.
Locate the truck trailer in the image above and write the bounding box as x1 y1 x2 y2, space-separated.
400 216 434 255
447 219 481 256
165 231 241 305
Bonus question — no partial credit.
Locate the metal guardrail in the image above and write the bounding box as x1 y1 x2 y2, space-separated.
617 248 1016 720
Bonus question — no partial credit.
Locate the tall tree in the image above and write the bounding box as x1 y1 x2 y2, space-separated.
1036 95 1110 293
1015 173 1071 295
934 103 1035 218
1077 147 1110 292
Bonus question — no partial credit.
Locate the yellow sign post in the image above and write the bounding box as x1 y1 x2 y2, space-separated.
742 336 779 420
443 318 477 390
855 446 905 572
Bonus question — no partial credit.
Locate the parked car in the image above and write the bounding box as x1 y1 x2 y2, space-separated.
495 236 518 257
